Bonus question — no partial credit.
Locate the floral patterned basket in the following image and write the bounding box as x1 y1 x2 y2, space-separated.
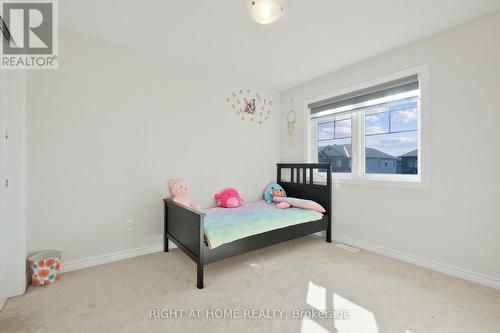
28 250 62 287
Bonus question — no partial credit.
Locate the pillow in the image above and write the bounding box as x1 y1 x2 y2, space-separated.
273 197 326 213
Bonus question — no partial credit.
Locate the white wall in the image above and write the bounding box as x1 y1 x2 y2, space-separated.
280 12 500 287
26 30 281 263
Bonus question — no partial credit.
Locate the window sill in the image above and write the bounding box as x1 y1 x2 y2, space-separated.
334 177 428 189
314 173 429 189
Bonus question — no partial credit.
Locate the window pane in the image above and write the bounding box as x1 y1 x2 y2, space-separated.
390 99 418 112
364 96 419 176
390 108 418 132
365 111 389 135
335 119 351 139
317 121 334 140
318 115 334 124
318 138 352 173
317 114 352 173
365 131 418 174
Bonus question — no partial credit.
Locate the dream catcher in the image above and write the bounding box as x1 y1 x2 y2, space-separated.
287 98 296 142
226 89 272 125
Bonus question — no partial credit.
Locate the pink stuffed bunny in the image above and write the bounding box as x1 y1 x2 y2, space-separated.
214 188 243 208
169 179 200 210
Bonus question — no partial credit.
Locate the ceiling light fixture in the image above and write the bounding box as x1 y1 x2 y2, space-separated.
249 0 284 25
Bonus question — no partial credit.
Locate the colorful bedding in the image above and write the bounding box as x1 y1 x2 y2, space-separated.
203 200 324 249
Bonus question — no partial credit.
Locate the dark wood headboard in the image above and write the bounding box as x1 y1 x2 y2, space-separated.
276 163 332 217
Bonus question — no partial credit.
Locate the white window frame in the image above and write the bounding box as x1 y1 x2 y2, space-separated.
305 65 429 189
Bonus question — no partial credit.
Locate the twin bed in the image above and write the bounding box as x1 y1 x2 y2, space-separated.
163 163 332 289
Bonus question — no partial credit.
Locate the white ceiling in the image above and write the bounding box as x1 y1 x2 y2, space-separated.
59 0 500 90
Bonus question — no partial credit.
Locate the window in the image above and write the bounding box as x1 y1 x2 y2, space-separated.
308 72 424 183
317 114 352 173
365 97 418 175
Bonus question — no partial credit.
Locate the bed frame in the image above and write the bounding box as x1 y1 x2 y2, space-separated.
163 163 332 289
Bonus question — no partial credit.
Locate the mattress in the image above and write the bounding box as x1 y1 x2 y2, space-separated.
203 200 323 249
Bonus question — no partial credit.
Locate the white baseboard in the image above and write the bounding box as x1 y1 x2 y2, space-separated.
60 235 500 291
334 234 500 290
61 242 175 273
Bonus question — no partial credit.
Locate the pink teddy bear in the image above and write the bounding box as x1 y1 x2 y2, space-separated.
169 179 200 210
214 188 243 208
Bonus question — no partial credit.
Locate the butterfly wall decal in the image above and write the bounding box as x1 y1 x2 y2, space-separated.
226 89 272 125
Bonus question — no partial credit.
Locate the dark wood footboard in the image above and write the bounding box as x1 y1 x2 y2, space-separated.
164 199 205 288
164 163 332 289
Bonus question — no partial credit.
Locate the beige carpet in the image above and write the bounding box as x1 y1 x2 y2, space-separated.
1 236 499 333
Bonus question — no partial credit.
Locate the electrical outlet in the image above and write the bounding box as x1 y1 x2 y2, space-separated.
126 219 134 231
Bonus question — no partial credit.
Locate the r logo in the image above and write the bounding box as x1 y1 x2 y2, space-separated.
2 1 53 54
